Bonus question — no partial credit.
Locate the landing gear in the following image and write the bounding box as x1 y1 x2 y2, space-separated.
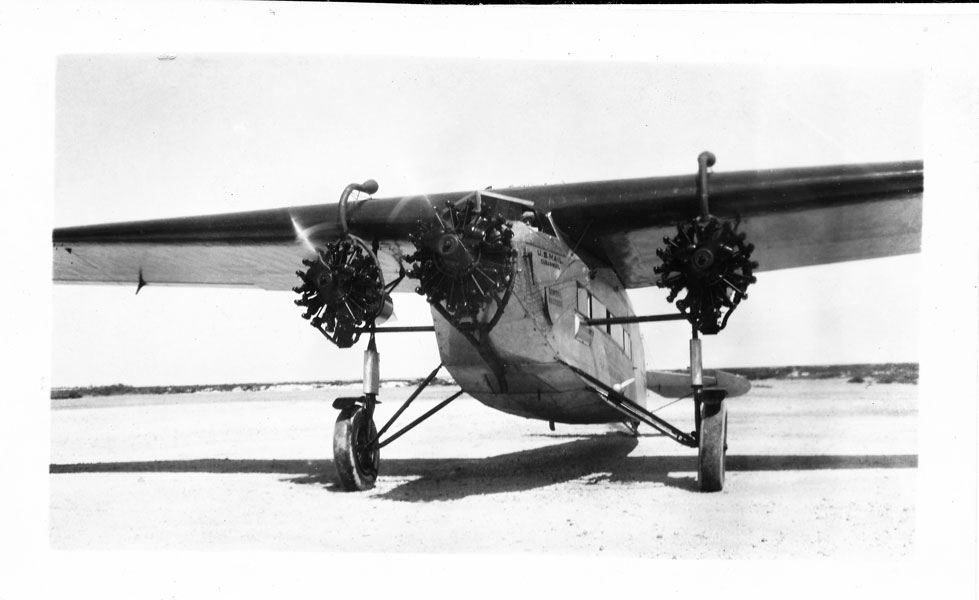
697 392 727 493
332 335 381 491
329 337 462 491
691 329 729 492
671 152 738 491
558 154 742 493
333 405 379 491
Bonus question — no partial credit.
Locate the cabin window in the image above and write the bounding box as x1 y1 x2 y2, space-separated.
576 285 590 315
591 298 607 331
610 323 623 349
575 285 631 357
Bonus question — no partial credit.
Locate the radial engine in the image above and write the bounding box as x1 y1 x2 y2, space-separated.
405 197 517 332
293 180 395 348
654 152 758 334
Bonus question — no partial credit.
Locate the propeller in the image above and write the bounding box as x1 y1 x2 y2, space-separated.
290 215 318 254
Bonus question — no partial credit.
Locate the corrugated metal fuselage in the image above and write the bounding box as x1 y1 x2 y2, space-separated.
433 223 646 424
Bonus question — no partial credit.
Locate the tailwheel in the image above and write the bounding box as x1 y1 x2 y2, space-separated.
697 398 727 492
333 405 379 491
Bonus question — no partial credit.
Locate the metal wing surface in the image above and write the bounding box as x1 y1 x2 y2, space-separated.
537 160 923 288
53 196 437 291
53 160 922 291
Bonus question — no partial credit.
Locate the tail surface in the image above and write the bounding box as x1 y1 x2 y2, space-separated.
646 370 751 398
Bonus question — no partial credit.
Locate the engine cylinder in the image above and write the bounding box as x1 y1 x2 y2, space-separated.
654 216 758 335
406 198 515 327
293 236 388 348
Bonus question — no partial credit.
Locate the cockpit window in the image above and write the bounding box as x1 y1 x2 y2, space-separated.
523 211 557 237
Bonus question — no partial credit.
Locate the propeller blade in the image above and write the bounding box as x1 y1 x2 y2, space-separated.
290 215 319 254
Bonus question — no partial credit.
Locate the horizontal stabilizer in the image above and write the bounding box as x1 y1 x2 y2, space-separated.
646 370 751 398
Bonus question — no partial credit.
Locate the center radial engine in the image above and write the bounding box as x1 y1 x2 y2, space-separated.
406 198 517 330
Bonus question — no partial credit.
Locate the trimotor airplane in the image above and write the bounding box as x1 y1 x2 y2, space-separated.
52 152 923 492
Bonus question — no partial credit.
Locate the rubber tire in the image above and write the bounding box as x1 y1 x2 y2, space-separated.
333 406 379 491
698 400 727 492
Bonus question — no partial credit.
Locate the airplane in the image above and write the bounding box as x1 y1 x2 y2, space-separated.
52 151 923 493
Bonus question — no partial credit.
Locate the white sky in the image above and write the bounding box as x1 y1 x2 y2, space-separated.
52 54 923 386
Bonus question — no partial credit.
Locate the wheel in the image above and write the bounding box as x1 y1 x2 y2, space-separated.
333 405 379 491
698 400 727 492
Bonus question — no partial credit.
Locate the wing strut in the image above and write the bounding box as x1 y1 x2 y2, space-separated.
558 359 697 448
584 313 687 326
329 340 464 492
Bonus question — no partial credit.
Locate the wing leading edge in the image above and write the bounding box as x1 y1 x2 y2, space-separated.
53 196 435 291
539 160 923 287
53 160 922 291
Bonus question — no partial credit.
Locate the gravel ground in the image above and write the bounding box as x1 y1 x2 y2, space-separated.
49 379 917 558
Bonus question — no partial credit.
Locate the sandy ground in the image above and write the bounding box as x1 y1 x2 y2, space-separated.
49 379 916 558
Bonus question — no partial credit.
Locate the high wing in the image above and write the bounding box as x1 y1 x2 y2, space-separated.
540 160 922 287
53 194 436 291
53 160 922 291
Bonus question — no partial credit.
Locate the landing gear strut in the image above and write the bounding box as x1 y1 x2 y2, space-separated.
691 330 728 492
331 335 382 491
582 152 736 491
330 334 462 491
311 180 467 491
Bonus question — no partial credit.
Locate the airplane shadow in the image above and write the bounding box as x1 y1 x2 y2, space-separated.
50 439 918 503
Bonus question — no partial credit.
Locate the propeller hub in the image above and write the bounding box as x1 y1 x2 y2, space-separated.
654 216 757 335
435 233 477 276
293 238 387 348
691 247 715 271
407 198 515 325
